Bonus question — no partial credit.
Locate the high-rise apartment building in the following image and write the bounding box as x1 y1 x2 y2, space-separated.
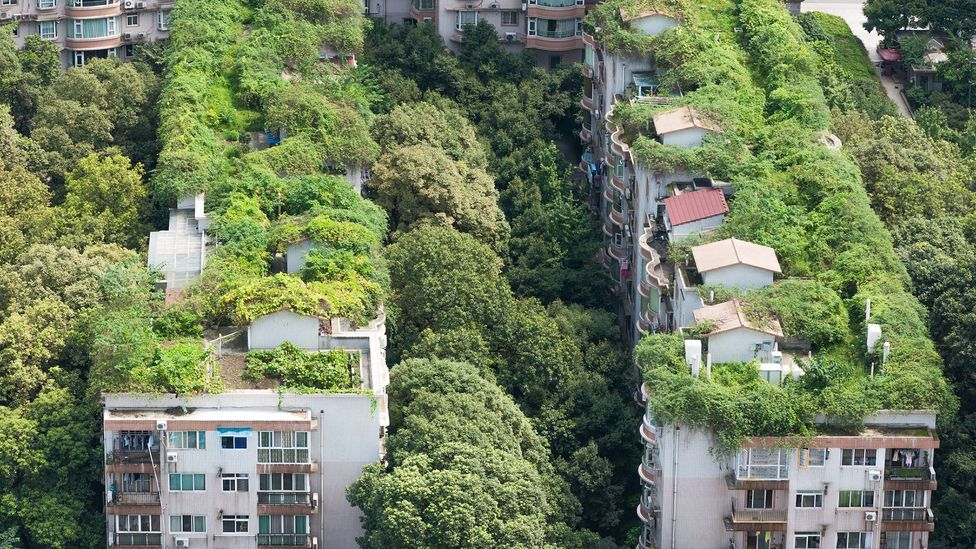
582 7 938 549
3 0 173 67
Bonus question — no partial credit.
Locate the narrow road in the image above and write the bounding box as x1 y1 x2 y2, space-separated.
801 0 913 117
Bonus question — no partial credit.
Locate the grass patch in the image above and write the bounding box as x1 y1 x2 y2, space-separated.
808 12 876 80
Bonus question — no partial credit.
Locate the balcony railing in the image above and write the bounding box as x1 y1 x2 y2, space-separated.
258 534 311 547
257 448 310 464
731 507 787 523
110 491 160 505
107 447 160 464
886 466 935 481
882 508 934 522
531 0 580 6
534 29 580 39
114 533 162 546
258 492 312 505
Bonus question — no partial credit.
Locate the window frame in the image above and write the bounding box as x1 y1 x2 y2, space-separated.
126 13 139 26
455 10 477 31
169 515 206 533
841 449 877 466
259 473 308 492
221 473 250 493
116 515 161 533
836 532 871 549
168 473 206 492
221 515 249 534
500 10 518 26
838 490 875 508
795 491 824 508
884 490 924 508
794 532 822 549
799 448 826 467
168 431 206 450
38 21 57 40
221 435 248 449
257 431 310 464
38 0 56 7
746 489 773 509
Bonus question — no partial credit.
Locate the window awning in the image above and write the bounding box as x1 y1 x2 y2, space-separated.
217 427 254 436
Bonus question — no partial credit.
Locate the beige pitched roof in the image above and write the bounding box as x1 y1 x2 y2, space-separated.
692 238 782 274
652 106 722 135
693 299 783 337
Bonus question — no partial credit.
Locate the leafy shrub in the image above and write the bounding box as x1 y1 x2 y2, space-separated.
245 341 359 391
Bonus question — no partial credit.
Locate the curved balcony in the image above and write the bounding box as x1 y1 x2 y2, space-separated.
640 419 657 445
601 219 614 239
578 160 590 174
608 239 628 262
579 122 592 142
66 35 123 51
638 232 669 289
582 31 596 47
637 314 652 335
526 35 584 52
526 4 585 19
598 246 611 268
609 173 627 194
582 63 593 79
603 153 615 168
580 93 595 112
66 1 122 18
609 206 626 229
639 306 657 332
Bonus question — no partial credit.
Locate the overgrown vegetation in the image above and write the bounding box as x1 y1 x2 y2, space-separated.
245 342 360 391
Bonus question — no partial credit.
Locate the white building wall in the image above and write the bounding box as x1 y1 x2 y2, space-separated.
286 239 318 275
701 264 774 289
630 14 679 36
668 213 725 241
659 127 710 148
247 310 320 350
706 328 775 364
672 267 703 330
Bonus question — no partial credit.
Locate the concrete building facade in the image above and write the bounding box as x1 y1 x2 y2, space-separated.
4 0 173 67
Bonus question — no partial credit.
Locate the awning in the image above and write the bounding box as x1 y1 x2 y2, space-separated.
877 48 901 62
217 427 254 436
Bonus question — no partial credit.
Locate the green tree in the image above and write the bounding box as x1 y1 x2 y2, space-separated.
61 153 149 248
863 0 924 46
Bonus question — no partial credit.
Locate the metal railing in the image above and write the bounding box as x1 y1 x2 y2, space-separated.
532 0 580 7
730 499 787 523
114 533 162 546
258 534 311 547
106 447 160 464
110 491 160 505
258 492 312 505
886 466 936 481
534 28 580 39
882 507 934 522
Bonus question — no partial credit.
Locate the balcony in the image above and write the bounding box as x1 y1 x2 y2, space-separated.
880 508 935 532
582 31 596 47
526 30 584 52
725 502 787 532
257 492 318 515
111 491 160 505
113 533 161 547
526 0 585 18
885 466 937 491
107 447 160 465
66 0 122 18
579 122 592 142
65 34 124 51
580 92 595 112
640 416 657 445
258 534 312 548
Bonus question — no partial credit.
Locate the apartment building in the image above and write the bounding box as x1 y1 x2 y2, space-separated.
638 401 938 549
103 389 386 549
384 0 585 67
3 0 173 67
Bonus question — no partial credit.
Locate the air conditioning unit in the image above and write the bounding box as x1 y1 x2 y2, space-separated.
422 16 432 23
868 470 882 482
136 0 147 7
166 451 178 463
864 511 877 522
311 538 319 549
505 32 516 42
312 492 320 510
123 0 135 8
13 13 24 20
137 32 147 39
0 12 9 20
520 2 526 10
489 1 498 7
123 33 132 40
156 420 168 431
174 538 190 548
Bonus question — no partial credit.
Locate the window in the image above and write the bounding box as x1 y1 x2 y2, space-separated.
746 489 773 509
838 490 875 508
885 490 923 508
73 0 119 5
222 515 249 533
527 16 536 36
117 515 160 533
39 21 57 40
157 10 171 31
168 431 206 450
455 10 476 30
259 473 308 492
124 44 134 58
841 449 877 466
411 0 434 9
121 472 153 493
74 51 85 67
836 532 872 549
501 11 518 25
126 13 139 26
795 491 823 508
70 16 120 39
794 533 821 548
38 0 56 7
221 473 249 492
0 0 17 5
736 448 790 480
221 434 248 449
258 515 308 546
168 473 206 492
258 431 309 463
799 448 826 467
170 515 206 533
886 532 912 549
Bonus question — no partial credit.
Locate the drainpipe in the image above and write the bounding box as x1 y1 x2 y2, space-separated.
671 426 679 549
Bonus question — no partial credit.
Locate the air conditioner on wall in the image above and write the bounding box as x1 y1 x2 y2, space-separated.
864 511 877 522
156 420 168 431
422 16 432 23
123 32 132 40
124 0 135 8
166 451 178 463
0 12 10 20
137 32 147 38
175 538 190 548
312 492 320 510
136 0 147 7
489 1 498 7
868 470 882 482
505 32 516 42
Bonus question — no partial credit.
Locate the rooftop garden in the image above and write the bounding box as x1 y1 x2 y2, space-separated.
588 0 955 450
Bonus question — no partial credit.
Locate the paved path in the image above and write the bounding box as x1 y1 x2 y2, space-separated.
801 0 913 117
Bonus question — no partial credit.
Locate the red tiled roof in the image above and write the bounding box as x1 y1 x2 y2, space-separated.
664 188 729 226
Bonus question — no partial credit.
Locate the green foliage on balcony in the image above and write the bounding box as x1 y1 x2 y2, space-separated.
245 342 361 392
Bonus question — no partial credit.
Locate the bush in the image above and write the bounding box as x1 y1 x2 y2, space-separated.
245 342 359 391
